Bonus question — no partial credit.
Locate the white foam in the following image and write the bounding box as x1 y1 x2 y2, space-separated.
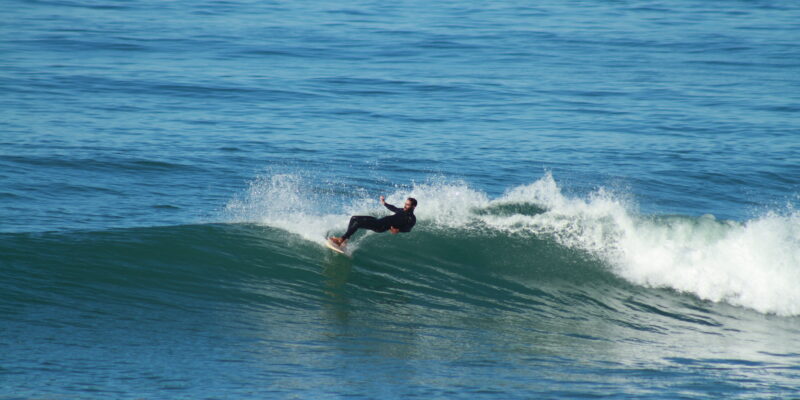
485 174 800 316
615 212 800 316
225 172 800 316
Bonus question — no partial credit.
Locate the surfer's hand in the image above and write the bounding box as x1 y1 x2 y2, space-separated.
380 196 385 205
390 227 400 234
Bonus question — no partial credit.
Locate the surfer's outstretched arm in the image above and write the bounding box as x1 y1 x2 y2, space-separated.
380 195 401 212
383 203 401 212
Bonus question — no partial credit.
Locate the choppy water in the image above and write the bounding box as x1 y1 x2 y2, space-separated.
2 0 799 398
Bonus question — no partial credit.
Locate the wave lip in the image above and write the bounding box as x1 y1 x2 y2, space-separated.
227 172 800 316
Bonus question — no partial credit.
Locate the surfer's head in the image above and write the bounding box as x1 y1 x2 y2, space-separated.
404 197 417 212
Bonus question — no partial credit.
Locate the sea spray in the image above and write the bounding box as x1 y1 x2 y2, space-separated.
223 173 346 242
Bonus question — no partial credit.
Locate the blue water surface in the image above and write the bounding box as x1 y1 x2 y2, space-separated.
2 0 799 233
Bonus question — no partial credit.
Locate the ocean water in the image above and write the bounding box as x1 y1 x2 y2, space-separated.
2 0 800 398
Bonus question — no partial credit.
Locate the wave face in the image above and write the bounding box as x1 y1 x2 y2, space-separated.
225 172 800 317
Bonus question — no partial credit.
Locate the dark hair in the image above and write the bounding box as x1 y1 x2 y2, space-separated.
407 197 417 207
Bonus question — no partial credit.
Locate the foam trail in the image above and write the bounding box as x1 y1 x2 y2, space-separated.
226 172 800 316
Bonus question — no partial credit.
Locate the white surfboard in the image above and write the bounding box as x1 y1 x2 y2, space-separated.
324 238 350 256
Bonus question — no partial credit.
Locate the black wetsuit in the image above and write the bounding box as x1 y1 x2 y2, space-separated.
341 202 416 240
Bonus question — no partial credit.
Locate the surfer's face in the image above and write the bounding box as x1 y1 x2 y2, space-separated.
404 200 414 211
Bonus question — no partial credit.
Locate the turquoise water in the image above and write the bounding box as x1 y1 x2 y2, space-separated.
2 0 800 398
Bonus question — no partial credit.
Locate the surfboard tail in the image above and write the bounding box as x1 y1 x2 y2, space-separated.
325 238 348 255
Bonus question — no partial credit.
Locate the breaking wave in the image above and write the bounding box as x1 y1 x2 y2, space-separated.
224 172 800 316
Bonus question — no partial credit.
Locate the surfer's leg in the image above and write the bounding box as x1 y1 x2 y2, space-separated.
341 216 382 240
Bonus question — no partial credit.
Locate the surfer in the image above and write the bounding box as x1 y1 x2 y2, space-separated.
329 196 417 248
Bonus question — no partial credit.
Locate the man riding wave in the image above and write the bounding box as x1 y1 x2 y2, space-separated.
329 196 417 248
